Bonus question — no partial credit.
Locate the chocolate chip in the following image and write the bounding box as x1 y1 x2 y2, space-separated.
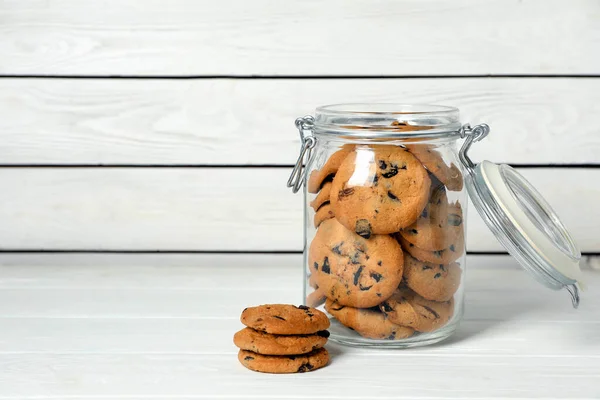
421 305 440 319
378 160 387 170
316 330 330 338
375 209 379 214
422 265 433 270
411 229 418 234
399 164 407 170
321 174 335 188
387 191 400 201
381 302 394 312
372 174 379 186
244 356 254 361
314 262 319 270
370 272 382 282
433 250 443 257
322 257 331 274
421 208 428 218
256 318 263 322
449 244 456 252
355 219 372 239
387 333 396 340
377 261 382 266
298 305 310 310
359 284 373 291
331 243 343 255
382 165 398 178
448 213 463 226
434 273 442 279
273 315 286 321
376 293 382 297
365 254 370 260
439 264 446 271
338 187 355 200
353 266 364 285
350 252 361 265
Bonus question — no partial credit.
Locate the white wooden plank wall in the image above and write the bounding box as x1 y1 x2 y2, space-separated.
0 0 598 256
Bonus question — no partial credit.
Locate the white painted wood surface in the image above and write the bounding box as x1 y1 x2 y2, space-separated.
0 168 597 252
0 78 598 165
0 255 598 399
0 0 598 75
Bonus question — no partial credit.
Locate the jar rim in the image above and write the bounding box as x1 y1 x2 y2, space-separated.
313 103 462 139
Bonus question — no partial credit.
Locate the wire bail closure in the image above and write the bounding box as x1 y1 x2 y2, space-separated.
287 116 316 193
458 123 490 172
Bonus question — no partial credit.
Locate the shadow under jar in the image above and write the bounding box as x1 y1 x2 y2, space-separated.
287 103 582 349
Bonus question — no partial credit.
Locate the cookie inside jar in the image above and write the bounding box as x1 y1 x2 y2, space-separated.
303 105 467 347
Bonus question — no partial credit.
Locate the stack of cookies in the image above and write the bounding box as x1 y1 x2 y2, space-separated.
234 304 330 373
307 139 465 340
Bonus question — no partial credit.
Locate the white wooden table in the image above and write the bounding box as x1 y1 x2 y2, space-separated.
0 254 598 399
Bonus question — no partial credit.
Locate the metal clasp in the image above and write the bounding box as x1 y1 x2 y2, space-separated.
287 116 316 193
458 123 490 172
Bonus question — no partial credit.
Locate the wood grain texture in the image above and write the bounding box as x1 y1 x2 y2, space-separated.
0 261 598 399
0 168 597 252
0 78 599 164
0 0 598 76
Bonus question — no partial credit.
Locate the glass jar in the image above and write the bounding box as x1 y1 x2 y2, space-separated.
288 103 583 349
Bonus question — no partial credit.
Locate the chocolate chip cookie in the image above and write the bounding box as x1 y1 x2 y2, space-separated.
309 218 404 308
331 145 431 236
238 347 329 373
406 145 463 191
234 327 329 355
380 287 454 332
241 304 330 335
307 146 354 194
325 298 414 340
403 252 462 301
399 180 451 251
313 203 334 228
310 182 332 211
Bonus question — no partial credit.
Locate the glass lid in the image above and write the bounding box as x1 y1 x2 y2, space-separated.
460 124 583 308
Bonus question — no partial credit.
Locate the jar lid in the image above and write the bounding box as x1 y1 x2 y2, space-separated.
460 125 583 308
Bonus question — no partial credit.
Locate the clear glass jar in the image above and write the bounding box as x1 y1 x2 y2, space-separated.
298 104 468 348
289 103 583 349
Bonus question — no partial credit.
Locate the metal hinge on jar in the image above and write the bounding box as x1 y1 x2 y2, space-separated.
457 123 490 172
287 116 316 193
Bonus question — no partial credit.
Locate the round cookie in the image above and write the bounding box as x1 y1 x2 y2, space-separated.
310 182 332 211
403 253 462 301
406 145 463 191
306 289 326 308
380 287 455 332
398 234 464 265
241 304 330 335
399 181 451 251
238 347 329 374
309 218 404 308
233 327 329 355
331 145 431 236
325 298 414 340
307 146 354 194
307 274 326 307
313 203 334 228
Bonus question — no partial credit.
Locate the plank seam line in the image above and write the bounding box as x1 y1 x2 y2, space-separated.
0 74 599 80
